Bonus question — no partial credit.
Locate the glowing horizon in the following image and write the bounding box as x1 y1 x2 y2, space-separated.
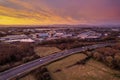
0 0 120 25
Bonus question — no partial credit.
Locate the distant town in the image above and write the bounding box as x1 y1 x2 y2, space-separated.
0 25 120 43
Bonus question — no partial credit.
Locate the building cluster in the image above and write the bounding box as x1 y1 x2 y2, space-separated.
0 35 34 43
77 31 102 39
0 29 108 43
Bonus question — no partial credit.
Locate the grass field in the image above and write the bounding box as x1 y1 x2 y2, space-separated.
34 46 61 57
20 74 35 80
19 47 60 80
47 53 120 80
19 50 120 80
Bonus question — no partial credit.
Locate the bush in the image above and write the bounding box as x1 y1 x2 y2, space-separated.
114 54 120 69
93 52 103 61
0 42 36 65
93 45 120 70
32 67 52 80
105 56 113 67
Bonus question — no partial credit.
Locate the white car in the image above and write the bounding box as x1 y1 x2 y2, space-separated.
40 60 43 61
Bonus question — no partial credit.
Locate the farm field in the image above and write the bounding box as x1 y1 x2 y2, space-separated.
34 46 61 57
47 53 120 80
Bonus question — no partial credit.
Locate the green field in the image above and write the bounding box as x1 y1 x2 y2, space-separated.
47 53 120 80
34 46 61 57
20 74 35 80
20 47 120 80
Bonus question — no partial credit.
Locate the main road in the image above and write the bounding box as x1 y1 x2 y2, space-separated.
0 43 114 80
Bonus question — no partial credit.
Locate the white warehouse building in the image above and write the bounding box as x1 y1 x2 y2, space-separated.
0 35 34 43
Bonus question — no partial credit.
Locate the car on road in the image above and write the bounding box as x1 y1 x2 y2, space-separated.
82 46 88 49
40 60 43 61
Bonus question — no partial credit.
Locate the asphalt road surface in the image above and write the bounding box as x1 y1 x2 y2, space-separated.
0 43 114 80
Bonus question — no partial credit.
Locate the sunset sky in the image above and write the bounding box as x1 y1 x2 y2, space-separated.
0 0 120 25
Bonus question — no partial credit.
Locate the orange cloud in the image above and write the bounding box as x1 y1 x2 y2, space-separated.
0 5 83 25
0 0 88 25
2 0 119 25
